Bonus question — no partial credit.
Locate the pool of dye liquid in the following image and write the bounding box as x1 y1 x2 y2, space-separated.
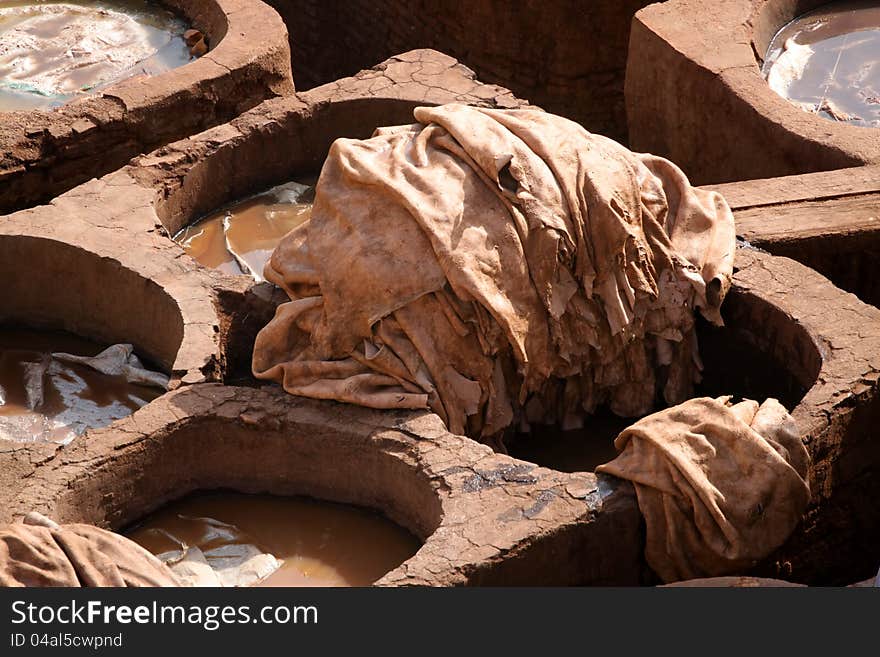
126 492 422 587
763 0 880 127
174 180 314 282
0 0 193 112
0 327 162 443
505 410 628 474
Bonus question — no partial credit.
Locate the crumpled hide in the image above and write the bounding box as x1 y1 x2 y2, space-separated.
0 514 179 587
138 516 281 587
596 397 810 583
253 104 736 443
52 343 170 390
0 344 168 444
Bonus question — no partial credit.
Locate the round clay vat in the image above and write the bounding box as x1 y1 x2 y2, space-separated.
28 388 443 554
0 235 182 377
731 248 880 585
626 0 880 185
0 190 224 386
670 248 880 586
495 245 880 586
141 49 525 240
507 279 821 473
0 0 294 215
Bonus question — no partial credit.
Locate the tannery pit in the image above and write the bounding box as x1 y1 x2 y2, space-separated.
0 5 878 595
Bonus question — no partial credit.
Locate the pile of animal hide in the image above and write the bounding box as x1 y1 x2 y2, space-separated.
252 104 736 443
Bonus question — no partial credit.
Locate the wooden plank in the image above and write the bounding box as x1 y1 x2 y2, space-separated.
701 165 880 210
734 194 880 243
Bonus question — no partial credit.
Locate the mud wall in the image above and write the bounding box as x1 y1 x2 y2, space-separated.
267 0 652 143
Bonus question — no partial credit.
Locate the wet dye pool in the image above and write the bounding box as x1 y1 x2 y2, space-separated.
505 411 629 474
173 180 314 282
0 0 194 112
0 326 164 443
125 491 422 587
763 0 880 127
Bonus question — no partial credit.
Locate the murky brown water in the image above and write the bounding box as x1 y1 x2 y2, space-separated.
126 491 422 587
0 0 192 112
506 410 627 474
0 326 162 443
174 180 314 281
763 0 880 127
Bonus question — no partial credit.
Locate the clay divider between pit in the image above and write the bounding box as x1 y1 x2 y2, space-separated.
625 0 880 185
0 0 294 215
0 175 225 524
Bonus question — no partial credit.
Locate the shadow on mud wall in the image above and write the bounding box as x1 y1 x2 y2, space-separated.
268 0 653 144
745 236 880 585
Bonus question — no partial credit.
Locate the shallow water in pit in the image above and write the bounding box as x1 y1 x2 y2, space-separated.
763 0 880 127
505 411 626 474
125 491 422 587
174 180 315 282
0 0 192 112
0 326 162 443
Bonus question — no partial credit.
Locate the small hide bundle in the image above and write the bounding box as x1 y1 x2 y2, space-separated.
597 397 810 583
0 514 179 587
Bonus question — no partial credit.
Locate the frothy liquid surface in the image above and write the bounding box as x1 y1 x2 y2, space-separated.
0 0 192 111
764 0 880 127
126 492 422 587
174 181 314 282
0 327 161 443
